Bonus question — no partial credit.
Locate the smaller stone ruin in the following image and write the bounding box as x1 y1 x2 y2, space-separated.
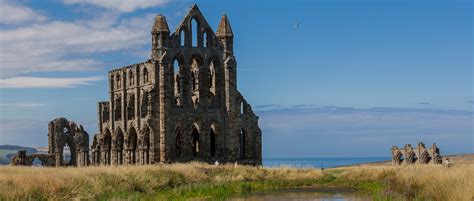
10 117 90 167
10 150 55 167
391 142 442 165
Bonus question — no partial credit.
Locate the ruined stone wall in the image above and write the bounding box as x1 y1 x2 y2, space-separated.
12 117 89 167
391 142 442 165
91 5 262 166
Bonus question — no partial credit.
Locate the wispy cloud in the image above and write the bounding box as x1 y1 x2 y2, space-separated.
63 0 169 13
417 102 432 105
0 103 48 107
258 106 473 157
0 0 47 25
0 2 157 77
0 76 103 88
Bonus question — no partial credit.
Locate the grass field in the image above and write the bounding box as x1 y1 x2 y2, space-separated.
0 162 473 200
0 149 17 158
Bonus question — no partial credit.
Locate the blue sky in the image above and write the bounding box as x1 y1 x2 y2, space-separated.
0 0 472 157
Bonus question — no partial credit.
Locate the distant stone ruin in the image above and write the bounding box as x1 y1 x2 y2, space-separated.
10 150 55 167
11 117 89 167
391 142 442 165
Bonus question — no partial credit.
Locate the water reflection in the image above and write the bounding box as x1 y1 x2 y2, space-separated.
230 187 370 201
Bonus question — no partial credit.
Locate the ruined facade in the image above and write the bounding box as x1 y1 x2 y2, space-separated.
11 117 89 167
91 5 262 166
391 142 442 165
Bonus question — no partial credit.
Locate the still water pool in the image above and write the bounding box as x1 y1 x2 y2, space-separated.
229 187 370 201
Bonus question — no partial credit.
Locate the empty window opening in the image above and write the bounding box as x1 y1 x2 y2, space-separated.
129 70 134 86
240 129 246 159
116 75 120 88
191 18 198 47
203 32 208 47
115 130 124 165
208 61 215 94
143 68 149 83
192 126 200 157
129 128 138 164
127 95 135 120
173 60 181 106
63 144 71 164
180 29 185 46
32 157 43 166
114 96 122 121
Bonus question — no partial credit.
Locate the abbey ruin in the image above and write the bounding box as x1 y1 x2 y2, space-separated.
391 142 442 165
12 5 262 167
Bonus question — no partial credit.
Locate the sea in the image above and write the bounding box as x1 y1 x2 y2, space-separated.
262 157 390 168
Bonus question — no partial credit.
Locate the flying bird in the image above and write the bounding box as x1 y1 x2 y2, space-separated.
294 22 300 29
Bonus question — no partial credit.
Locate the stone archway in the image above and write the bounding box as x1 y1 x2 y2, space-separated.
127 127 138 164
209 127 216 157
191 125 200 157
47 117 89 167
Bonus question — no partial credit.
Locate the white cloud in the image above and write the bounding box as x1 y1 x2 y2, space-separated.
0 103 47 107
0 11 156 77
63 0 169 12
0 76 103 88
0 0 47 24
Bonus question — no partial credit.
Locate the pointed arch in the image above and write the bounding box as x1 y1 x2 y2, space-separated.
406 151 417 164
103 129 112 165
419 150 432 164
203 31 208 47
175 128 182 158
180 28 186 47
114 128 124 165
209 125 216 157
393 150 404 165
115 74 121 88
141 126 151 164
208 60 215 95
114 95 122 121
191 18 199 47
129 69 134 86
128 127 138 164
191 124 200 157
240 128 246 159
127 94 135 120
173 59 182 106
143 67 149 84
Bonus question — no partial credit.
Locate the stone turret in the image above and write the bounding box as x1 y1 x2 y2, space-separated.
152 14 170 58
217 15 234 54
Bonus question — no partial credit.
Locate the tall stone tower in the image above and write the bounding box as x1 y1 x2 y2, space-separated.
92 4 262 166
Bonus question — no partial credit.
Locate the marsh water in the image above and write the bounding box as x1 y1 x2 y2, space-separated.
230 187 370 200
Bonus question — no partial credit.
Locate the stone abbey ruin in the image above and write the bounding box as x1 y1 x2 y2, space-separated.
11 118 90 167
11 5 262 167
391 142 443 165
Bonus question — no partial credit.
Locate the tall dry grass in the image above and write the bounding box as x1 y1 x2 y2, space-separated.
335 164 474 200
0 162 322 200
0 162 472 200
